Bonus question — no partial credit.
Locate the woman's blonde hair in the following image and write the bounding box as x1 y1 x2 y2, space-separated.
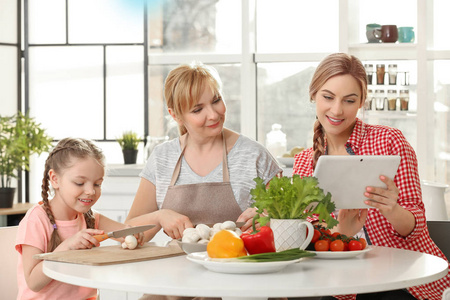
41 137 105 252
163 62 223 135
309 53 368 169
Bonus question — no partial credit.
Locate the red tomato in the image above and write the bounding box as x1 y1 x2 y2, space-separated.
348 240 363 251
311 229 321 244
314 239 330 251
331 232 341 239
343 241 349 251
330 240 345 251
359 238 367 250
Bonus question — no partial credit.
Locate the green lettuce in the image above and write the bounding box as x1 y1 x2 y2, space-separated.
250 175 338 229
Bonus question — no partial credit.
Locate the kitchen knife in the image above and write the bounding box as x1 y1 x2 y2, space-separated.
94 224 155 242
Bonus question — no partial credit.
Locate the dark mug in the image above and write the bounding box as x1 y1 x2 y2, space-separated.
374 25 398 43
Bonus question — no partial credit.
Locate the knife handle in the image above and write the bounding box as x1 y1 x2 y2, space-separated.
93 234 110 242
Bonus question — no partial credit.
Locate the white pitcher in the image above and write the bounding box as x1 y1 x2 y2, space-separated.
270 219 314 251
421 180 449 221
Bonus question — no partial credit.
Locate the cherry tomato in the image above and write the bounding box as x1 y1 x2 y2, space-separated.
311 229 321 244
359 238 367 250
348 240 363 251
331 232 341 239
314 239 330 251
330 240 345 252
343 241 349 251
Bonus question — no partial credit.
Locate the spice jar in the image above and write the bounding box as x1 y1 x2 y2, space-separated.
388 64 397 85
365 89 373 110
387 90 397 111
376 64 385 85
400 89 409 111
364 64 374 85
375 89 385 111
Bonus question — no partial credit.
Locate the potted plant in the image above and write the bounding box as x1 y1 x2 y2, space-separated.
250 175 338 251
117 131 140 164
0 112 53 208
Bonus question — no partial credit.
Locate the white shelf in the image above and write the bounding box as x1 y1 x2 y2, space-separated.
348 43 418 60
361 111 417 119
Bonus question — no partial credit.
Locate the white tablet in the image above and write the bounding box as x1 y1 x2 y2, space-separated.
312 155 401 209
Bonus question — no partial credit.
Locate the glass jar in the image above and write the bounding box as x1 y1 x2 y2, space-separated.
365 89 373 110
376 64 385 85
364 64 374 85
387 89 397 111
375 89 385 111
399 89 409 111
266 123 287 158
388 64 397 85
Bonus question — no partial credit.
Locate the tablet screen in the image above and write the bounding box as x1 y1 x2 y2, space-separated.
313 155 401 209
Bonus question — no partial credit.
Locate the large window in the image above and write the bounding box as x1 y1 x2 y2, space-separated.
13 0 450 203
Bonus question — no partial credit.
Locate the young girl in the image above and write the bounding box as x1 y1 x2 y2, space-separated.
293 53 449 300
15 137 143 300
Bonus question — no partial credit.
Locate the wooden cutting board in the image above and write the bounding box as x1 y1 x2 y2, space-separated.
34 242 185 266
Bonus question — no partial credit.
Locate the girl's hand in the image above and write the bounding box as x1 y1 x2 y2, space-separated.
158 209 193 239
364 175 400 218
57 228 104 251
135 231 145 246
337 209 368 236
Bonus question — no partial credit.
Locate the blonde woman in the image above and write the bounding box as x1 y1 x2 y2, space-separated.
126 62 281 241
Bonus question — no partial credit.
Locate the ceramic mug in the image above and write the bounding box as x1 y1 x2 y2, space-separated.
270 219 314 251
366 23 381 43
398 27 415 43
374 25 398 43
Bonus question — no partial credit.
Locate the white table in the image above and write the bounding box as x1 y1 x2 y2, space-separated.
43 246 448 300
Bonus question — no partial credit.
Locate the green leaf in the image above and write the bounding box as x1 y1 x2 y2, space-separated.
250 175 338 229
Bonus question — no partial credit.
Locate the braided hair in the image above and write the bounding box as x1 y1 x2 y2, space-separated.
41 138 105 252
309 53 368 169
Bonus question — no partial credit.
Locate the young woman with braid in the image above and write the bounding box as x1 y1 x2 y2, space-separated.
293 53 449 300
15 138 144 300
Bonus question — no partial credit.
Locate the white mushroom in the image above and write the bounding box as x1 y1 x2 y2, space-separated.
182 231 201 243
121 242 128 249
234 228 242 236
182 227 197 236
212 223 222 231
220 221 236 230
123 235 138 250
195 224 211 240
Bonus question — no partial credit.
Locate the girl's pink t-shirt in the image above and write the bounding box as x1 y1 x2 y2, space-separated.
15 204 100 300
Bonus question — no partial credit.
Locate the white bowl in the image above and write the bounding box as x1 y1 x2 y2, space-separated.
277 157 294 167
176 240 207 254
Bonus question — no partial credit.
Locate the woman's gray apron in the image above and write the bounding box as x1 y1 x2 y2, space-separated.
140 134 242 300
161 132 242 224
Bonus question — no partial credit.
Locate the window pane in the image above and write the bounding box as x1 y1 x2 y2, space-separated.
29 46 104 139
257 0 338 53
0 0 17 43
68 0 144 44
148 0 241 53
433 0 450 49
106 46 144 140
0 46 17 115
434 60 450 183
257 62 317 152
148 64 241 141
28 0 66 44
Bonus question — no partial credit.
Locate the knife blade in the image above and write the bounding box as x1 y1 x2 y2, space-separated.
94 224 155 242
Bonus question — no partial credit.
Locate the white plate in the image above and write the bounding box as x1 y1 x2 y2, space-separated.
310 246 372 259
186 251 303 274
277 157 294 167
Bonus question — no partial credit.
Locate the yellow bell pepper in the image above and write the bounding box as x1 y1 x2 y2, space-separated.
207 229 247 258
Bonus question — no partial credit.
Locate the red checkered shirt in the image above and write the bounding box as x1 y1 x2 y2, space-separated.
293 118 450 300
